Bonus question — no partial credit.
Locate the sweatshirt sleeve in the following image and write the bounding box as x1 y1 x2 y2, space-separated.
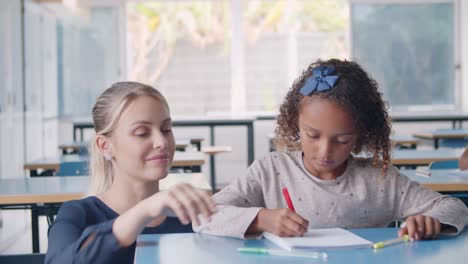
45 202 134 264
194 160 267 238
396 168 468 235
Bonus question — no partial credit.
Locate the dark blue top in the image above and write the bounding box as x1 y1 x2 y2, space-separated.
45 196 192 264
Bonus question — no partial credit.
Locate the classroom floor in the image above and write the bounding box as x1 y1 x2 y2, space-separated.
0 210 49 254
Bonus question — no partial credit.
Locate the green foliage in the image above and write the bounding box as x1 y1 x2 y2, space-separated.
298 0 347 32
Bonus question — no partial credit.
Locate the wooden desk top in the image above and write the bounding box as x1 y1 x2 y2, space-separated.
24 155 86 171
390 135 420 146
0 173 210 205
173 151 205 167
390 149 463 166
401 169 468 192
357 149 463 166
413 129 468 139
24 152 205 171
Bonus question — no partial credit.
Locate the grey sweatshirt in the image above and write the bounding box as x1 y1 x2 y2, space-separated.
196 151 468 238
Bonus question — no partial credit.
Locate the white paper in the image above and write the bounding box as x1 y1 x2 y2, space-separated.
264 228 372 251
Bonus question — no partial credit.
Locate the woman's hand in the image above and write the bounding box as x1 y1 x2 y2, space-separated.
248 208 309 237
398 215 441 240
143 183 216 226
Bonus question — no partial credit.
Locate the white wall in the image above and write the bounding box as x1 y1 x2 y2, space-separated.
0 0 24 179
460 0 468 111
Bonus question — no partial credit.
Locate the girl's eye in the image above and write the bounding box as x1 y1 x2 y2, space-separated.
162 127 172 133
336 138 351 144
306 133 319 139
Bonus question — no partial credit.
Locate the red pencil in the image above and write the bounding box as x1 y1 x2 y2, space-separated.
282 185 296 212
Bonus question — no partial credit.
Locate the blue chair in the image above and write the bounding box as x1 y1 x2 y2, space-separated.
439 138 468 148
55 161 89 176
428 160 459 170
0 254 45 264
49 161 88 224
77 146 89 156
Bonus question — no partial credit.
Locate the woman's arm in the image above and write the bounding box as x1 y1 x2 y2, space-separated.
112 183 215 246
46 184 215 263
46 203 126 264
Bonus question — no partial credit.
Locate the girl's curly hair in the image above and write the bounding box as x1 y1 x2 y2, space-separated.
274 58 392 175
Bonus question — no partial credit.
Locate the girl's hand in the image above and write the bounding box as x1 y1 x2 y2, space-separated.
249 208 309 237
398 215 441 240
143 183 216 226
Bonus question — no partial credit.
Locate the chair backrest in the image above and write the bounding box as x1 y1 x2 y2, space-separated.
56 161 89 176
77 146 89 156
439 138 468 148
0 253 45 264
428 160 459 170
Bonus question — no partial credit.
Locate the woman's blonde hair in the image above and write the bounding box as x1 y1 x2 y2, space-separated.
89 82 169 195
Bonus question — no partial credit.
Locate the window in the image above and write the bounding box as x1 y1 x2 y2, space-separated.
126 1 231 116
126 1 350 115
58 7 121 116
351 1 457 111
243 1 349 112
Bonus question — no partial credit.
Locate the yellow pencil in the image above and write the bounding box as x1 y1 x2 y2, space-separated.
373 235 410 249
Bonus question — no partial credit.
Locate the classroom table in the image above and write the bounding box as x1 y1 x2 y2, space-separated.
135 228 468 264
188 138 204 151
73 116 255 165
24 152 206 176
401 169 468 192
412 128 468 149
24 154 87 175
390 135 420 149
356 149 462 168
58 141 89 155
0 173 210 253
389 149 463 167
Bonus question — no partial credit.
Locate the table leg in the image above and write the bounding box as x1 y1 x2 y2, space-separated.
209 155 216 193
209 126 216 192
31 206 40 253
73 126 77 142
247 123 254 165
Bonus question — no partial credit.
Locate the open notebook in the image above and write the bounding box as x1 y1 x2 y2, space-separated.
264 228 372 251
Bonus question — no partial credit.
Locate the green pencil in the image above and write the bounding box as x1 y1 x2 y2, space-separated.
238 247 328 259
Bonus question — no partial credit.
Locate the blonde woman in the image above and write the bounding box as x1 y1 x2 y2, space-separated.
46 82 215 263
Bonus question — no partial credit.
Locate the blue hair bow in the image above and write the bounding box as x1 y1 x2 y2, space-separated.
299 66 340 96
